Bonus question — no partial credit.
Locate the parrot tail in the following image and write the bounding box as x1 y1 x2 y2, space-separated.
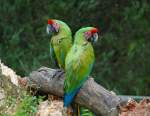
64 88 80 107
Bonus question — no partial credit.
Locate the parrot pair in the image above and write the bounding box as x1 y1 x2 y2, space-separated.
47 19 98 115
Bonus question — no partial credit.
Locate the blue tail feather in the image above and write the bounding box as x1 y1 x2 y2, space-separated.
64 88 80 107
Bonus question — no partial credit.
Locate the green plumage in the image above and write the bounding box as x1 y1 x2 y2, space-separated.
49 20 72 69
64 27 95 107
65 44 94 92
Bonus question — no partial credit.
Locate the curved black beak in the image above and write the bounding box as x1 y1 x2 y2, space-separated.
91 33 98 43
47 24 55 35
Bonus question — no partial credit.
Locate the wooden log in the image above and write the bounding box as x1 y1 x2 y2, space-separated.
1 60 149 116
27 67 121 116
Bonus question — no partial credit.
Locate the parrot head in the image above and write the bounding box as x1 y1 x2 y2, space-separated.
75 27 99 44
46 19 72 38
84 27 98 43
47 19 60 35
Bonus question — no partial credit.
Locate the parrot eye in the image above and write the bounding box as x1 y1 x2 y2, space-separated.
53 23 60 33
84 31 92 41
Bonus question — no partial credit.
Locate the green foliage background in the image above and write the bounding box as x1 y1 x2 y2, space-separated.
0 0 150 95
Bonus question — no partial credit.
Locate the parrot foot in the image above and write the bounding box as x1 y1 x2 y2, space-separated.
62 107 67 116
63 107 73 116
52 69 64 78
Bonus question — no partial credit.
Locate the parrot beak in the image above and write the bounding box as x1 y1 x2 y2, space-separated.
92 33 98 43
47 24 54 35
46 23 59 35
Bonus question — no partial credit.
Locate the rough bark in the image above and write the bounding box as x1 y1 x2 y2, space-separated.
27 67 121 116
1 60 149 116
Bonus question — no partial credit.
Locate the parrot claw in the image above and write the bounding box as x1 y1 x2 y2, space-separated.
52 69 64 78
62 107 67 116
63 107 73 116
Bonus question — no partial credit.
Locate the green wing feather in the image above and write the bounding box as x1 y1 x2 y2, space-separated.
49 20 72 69
53 36 72 69
49 42 58 67
64 44 94 94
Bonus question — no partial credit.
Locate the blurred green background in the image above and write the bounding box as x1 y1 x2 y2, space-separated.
0 0 149 95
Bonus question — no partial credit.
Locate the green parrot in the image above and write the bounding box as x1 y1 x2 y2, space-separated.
46 19 72 69
64 27 98 110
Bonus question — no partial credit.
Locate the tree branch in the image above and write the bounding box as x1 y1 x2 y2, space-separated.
1 60 149 116
27 67 121 116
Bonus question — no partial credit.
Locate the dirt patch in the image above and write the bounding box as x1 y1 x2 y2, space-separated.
119 99 150 116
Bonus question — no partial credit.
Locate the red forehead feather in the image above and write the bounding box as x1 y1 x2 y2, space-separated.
48 19 54 24
91 28 98 33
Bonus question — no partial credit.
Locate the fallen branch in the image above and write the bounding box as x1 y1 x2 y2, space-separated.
26 67 121 116
1 60 149 116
